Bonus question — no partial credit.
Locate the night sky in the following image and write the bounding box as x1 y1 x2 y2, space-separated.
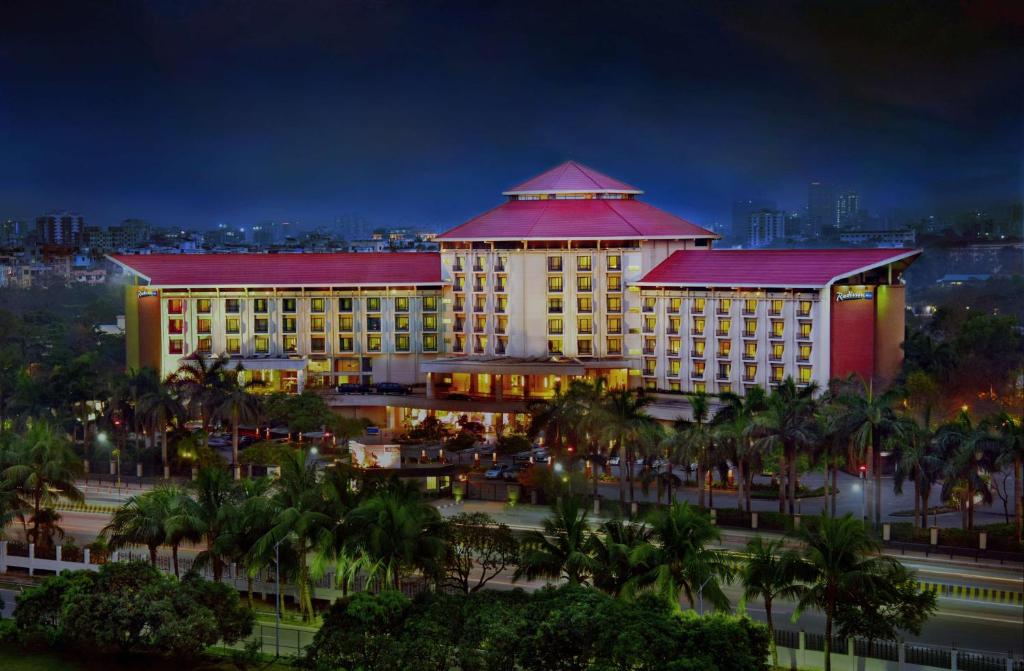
1 1 1021 232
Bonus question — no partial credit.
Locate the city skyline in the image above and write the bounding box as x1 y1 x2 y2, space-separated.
1 1 1021 231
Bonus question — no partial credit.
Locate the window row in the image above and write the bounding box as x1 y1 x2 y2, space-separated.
643 359 814 385
640 296 815 317
170 333 439 355
545 254 621 272
169 313 440 336
167 296 439 315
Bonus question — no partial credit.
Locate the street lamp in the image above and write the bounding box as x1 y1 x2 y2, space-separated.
697 575 712 615
859 464 867 523
273 537 284 658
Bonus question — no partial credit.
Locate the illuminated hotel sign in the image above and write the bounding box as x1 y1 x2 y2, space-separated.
835 289 873 303
138 289 159 298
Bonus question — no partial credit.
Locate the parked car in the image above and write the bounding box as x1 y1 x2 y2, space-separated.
374 382 411 395
446 392 472 401
337 382 371 394
503 463 531 481
484 464 510 480
607 456 621 466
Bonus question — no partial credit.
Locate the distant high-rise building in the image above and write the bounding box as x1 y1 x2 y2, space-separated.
836 192 859 228
35 211 84 247
120 218 152 247
807 182 835 237
732 199 776 240
1 219 23 246
748 209 786 248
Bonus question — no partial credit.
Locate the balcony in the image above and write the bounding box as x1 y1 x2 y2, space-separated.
494 323 507 335
742 352 756 361
643 347 656 355
716 373 731 382
473 263 485 272
716 351 731 359
798 308 812 318
690 350 704 358
452 261 464 272
495 262 506 272
548 329 564 336
716 307 730 316
668 349 681 357
495 344 506 355
494 282 507 293
769 307 782 316
473 284 486 292
473 303 486 313
473 325 486 334
474 346 486 354
607 346 623 355
742 307 756 316
742 330 757 338
691 304 705 315
797 330 812 341
743 375 757 383
691 327 704 336
715 329 730 337
548 306 563 314
797 355 811 363
690 369 705 380
642 305 655 313
769 331 784 340
667 326 679 335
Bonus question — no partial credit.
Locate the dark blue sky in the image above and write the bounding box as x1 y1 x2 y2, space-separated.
1 1 1021 232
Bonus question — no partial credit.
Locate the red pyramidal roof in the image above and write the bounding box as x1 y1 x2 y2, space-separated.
503 161 642 195
636 248 921 288
109 252 442 288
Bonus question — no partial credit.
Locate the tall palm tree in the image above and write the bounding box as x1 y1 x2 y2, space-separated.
640 502 732 612
169 354 231 444
834 377 904 526
343 481 446 590
214 363 264 480
171 466 239 580
222 478 276 606
587 518 653 598
714 387 767 512
739 537 803 667
138 380 186 479
754 378 820 514
514 496 595 586
103 487 176 565
936 411 995 530
987 413 1024 542
251 449 331 621
2 421 84 545
792 513 894 671
892 415 943 529
597 389 656 511
674 392 714 509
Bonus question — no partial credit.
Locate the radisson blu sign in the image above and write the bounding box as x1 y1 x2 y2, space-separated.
835 290 873 303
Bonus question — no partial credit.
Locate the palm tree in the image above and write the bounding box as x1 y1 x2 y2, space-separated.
640 502 731 612
222 478 276 605
103 487 175 565
936 411 995 530
169 354 231 443
987 413 1024 542
343 480 446 590
753 378 820 515
214 363 264 480
138 380 186 479
587 518 653 598
714 387 767 512
251 449 331 621
3 421 84 546
892 415 943 529
739 537 803 667
514 496 595 585
834 377 904 526
673 392 714 509
792 513 894 671
597 389 656 511
171 466 239 580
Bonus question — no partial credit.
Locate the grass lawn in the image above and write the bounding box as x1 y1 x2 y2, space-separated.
0 644 294 670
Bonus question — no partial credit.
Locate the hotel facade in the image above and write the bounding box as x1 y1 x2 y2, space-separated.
112 162 919 431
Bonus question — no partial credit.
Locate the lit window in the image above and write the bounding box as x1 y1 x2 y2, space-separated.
422 334 437 351
547 256 563 272
283 298 297 313
800 322 812 339
423 314 437 331
548 276 563 293
167 299 184 314
395 297 409 312
197 337 212 354
577 339 593 356
577 255 592 271
254 299 268 313
548 338 563 355
744 342 757 359
744 364 757 381
744 319 757 337
169 339 183 354
607 254 621 270
718 340 731 357
771 365 784 382
643 316 656 333
578 296 593 313
799 300 812 316
338 336 354 352
693 339 706 357
496 295 508 313
255 336 270 354
668 337 681 355
283 316 297 333
168 318 184 335
283 335 298 353
669 297 682 313
693 360 706 377
338 315 354 332
310 316 325 333
366 297 381 312
226 337 240 355
607 316 622 334
226 317 240 334
744 299 757 314
422 296 438 311
548 297 563 313
197 318 212 334
197 298 212 313
694 382 706 393
578 317 592 334
771 320 784 337
225 299 240 314
367 335 382 352
772 343 784 360
607 295 622 312
799 366 812 384
338 297 354 312
395 315 410 332
669 359 681 376
799 344 812 362
577 275 593 292
607 275 622 291
254 318 269 333
395 334 410 352
607 337 622 354
692 317 705 334
548 318 563 335
717 319 731 335
311 298 326 313
718 299 732 314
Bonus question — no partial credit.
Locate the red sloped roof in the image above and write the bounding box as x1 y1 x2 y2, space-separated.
437 198 717 241
109 252 442 287
636 248 922 288
504 161 642 194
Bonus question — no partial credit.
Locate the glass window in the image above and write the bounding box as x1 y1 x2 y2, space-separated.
577 339 593 355
576 275 592 292
772 343 784 360
366 297 381 312
196 298 212 313
197 318 212 334
167 299 184 314
311 298 326 312
495 295 508 313
607 295 622 312
718 340 732 357
338 297 354 312
168 318 184 334
548 297 563 313
395 334 410 352
607 337 622 354
693 339 706 356
283 335 298 353
771 320 785 337
225 298 240 313
310 316 325 332
547 338 563 355
310 336 326 352
547 276 563 293
799 300 812 316
578 317 592 334
694 382 706 393
226 317 240 334
692 317 705 334
577 255 592 271
799 366 812 384
283 298 297 313
800 322 812 338
197 337 212 353
607 275 622 291
717 319 731 335
367 316 381 332
548 318 563 335
745 364 757 381
669 297 682 313
670 359 681 376
799 344 812 361
254 318 269 333
692 297 705 313
771 365 784 382
255 335 270 353
607 316 622 334
395 315 410 332
338 336 354 352
422 334 438 351
283 316 297 333
254 298 269 313
394 297 409 312
338 315 354 332
744 299 757 314
642 296 656 312
367 335 382 352
226 337 240 355
169 338 183 354
577 296 593 313
607 254 621 270
744 319 757 337
423 295 438 311
770 299 784 315
547 256 562 272
423 314 437 331
744 342 757 359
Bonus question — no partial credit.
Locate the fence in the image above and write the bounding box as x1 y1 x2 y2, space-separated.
773 628 1023 671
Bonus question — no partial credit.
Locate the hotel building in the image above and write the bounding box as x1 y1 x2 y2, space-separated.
111 161 919 430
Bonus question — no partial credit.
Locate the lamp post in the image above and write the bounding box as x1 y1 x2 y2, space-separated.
859 464 867 524
274 538 283 658
697 575 712 615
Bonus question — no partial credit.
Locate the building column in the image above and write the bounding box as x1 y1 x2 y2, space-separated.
426 372 436 399
494 374 504 402
523 375 532 399
296 369 306 394
469 373 479 396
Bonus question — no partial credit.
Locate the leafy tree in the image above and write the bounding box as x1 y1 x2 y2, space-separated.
739 537 802 667
305 590 410 671
833 562 936 654
137 380 185 479
753 378 820 515
169 354 231 442
713 387 768 512
988 412 1024 541
587 518 653 598
103 487 175 565
936 411 996 530
171 467 239 580
441 512 519 594
596 388 656 509
214 363 264 479
514 496 595 586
